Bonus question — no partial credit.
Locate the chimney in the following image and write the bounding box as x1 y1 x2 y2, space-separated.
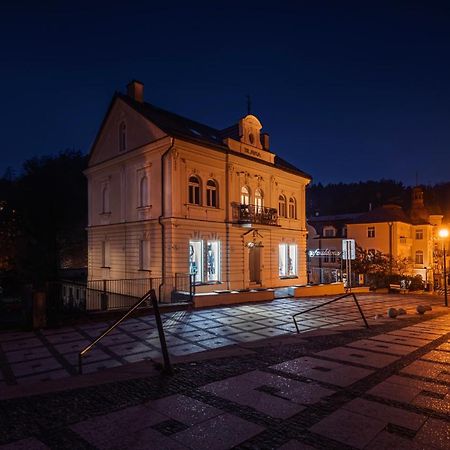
261 133 270 150
127 80 144 103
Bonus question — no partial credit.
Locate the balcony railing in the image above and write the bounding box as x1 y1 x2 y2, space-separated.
232 202 278 226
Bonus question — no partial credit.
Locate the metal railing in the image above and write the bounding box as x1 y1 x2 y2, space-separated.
292 292 369 333
232 202 278 226
78 289 172 375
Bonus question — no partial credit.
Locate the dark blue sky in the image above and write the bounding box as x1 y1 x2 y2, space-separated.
1 1 449 184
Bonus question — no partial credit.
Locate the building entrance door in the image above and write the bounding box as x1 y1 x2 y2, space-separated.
249 246 261 284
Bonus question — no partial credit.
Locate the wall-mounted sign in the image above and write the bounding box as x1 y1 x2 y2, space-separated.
308 249 341 258
342 239 356 260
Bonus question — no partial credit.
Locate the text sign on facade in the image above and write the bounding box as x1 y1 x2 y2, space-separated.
342 239 356 260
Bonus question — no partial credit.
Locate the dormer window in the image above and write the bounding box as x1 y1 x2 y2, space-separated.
119 121 127 152
323 226 336 237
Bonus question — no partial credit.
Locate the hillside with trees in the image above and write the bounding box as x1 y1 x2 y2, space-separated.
307 180 450 219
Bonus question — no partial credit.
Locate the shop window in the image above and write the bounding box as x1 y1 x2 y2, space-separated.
279 243 298 277
207 241 220 282
206 179 218 207
189 240 203 283
188 176 201 205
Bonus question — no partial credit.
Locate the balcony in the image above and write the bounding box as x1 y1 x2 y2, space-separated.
232 203 278 226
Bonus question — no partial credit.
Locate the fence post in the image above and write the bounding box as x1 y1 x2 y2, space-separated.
101 279 108 311
150 290 173 375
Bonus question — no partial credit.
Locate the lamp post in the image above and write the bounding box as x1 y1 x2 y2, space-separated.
438 228 449 307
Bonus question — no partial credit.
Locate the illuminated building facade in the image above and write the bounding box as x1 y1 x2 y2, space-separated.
85 81 311 295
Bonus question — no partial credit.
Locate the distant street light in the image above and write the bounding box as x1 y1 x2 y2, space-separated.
438 228 449 307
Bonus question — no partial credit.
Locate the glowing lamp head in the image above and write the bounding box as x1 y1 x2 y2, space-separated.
439 228 449 239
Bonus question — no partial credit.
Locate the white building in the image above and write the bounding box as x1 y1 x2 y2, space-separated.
85 81 311 302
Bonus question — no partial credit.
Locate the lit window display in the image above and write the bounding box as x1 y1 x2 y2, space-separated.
279 243 298 277
207 241 220 281
189 240 203 283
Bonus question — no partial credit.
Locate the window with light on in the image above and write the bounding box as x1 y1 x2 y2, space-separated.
279 243 298 277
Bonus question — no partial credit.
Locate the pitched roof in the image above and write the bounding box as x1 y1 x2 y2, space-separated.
352 204 427 225
117 93 312 180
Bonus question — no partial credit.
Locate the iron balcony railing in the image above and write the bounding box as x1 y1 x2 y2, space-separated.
232 203 278 226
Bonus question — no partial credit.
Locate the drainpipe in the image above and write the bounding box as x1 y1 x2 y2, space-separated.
158 138 175 300
225 149 231 289
388 222 393 276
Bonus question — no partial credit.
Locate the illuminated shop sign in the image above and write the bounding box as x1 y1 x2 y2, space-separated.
308 249 341 258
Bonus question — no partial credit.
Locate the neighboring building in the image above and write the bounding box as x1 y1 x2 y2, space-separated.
85 81 311 299
307 187 443 287
307 213 361 283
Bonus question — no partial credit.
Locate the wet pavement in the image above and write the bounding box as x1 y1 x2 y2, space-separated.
0 293 443 386
0 293 449 449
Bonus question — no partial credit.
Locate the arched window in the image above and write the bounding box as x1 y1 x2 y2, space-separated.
139 175 149 207
101 184 110 213
288 197 297 219
278 195 287 218
188 175 201 205
240 186 250 205
206 179 218 207
415 250 424 265
255 188 263 212
119 121 127 152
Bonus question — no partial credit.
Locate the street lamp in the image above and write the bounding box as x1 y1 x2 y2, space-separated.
438 228 449 307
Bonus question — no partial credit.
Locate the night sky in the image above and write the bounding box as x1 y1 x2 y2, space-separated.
1 1 450 185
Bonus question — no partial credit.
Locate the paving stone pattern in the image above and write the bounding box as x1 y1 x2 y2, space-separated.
0 294 442 386
0 294 449 449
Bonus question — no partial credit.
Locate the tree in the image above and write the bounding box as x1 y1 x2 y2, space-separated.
1 150 88 286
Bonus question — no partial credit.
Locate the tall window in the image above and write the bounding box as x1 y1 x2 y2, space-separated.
241 186 250 205
367 226 375 238
206 179 218 207
189 240 203 283
415 229 423 240
188 176 201 205
101 184 110 213
139 239 150 270
278 195 287 218
279 243 298 277
101 241 110 268
415 250 424 265
119 121 127 152
255 189 263 212
207 241 220 281
288 197 297 219
139 175 149 207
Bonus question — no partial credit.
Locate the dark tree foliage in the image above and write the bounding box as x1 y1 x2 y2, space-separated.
0 151 88 287
307 180 450 218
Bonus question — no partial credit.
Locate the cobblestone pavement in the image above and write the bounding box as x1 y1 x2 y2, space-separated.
0 300 448 449
0 294 444 387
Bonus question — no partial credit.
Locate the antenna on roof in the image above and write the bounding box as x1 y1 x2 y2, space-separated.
246 94 251 115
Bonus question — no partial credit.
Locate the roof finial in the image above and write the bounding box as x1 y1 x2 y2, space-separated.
246 94 251 115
